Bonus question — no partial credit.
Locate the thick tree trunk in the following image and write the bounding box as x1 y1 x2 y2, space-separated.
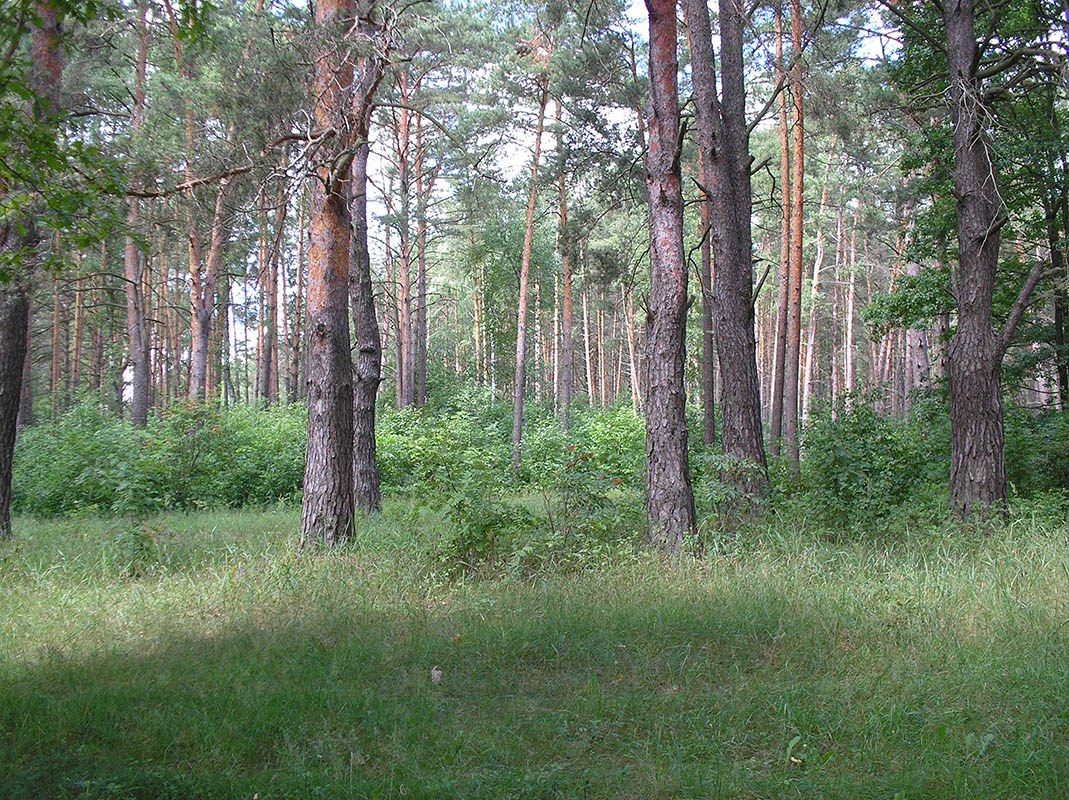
683 0 768 496
942 0 1039 515
643 0 696 550
301 0 357 546
510 80 549 469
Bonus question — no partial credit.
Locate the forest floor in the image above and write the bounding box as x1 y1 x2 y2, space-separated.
1 505 1067 799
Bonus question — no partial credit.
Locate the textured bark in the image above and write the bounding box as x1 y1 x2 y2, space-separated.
643 0 696 550
350 141 382 513
510 80 549 469
682 0 768 496
348 24 385 514
942 0 1040 514
782 0 805 466
0 228 33 539
301 0 357 547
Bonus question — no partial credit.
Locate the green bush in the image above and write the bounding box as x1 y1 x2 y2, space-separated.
13 402 137 514
799 403 926 527
12 400 306 515
1004 404 1069 496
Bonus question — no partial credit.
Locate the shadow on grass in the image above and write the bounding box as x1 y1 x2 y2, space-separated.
1 575 1067 800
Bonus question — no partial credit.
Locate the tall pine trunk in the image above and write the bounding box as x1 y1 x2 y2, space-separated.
124 0 150 426
301 0 357 546
556 101 574 430
783 0 805 465
770 4 790 453
643 0 696 550
683 0 768 496
350 140 382 513
942 0 1043 514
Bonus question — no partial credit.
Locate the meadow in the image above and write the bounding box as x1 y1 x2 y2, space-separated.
2 500 1067 799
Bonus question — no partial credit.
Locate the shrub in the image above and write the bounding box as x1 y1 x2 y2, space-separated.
800 403 925 527
12 400 307 515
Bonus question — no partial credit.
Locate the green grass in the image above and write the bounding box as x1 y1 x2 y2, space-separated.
2 505 1067 799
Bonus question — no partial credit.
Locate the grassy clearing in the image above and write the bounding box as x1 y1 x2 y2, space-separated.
1 505 1067 799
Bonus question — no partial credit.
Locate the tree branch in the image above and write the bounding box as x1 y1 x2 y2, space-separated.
998 260 1048 359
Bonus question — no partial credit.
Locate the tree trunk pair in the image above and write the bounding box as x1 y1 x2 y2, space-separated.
301 0 385 546
682 0 768 498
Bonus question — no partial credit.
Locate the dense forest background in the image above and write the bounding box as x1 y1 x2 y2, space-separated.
2 0 1068 545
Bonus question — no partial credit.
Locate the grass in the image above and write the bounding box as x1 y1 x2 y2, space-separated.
1 503 1067 799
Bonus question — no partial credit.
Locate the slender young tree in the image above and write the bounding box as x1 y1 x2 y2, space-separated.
782 0 805 465
510 72 549 470
643 0 696 550
769 3 791 453
123 0 150 426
